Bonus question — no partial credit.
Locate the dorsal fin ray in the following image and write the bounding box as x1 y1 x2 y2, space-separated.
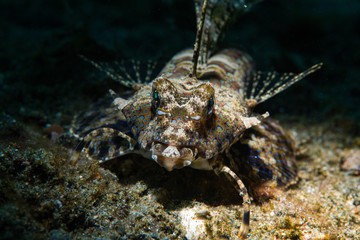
193 0 260 72
245 63 323 104
80 55 160 89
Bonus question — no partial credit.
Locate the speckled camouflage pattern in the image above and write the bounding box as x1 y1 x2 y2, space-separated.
71 0 321 238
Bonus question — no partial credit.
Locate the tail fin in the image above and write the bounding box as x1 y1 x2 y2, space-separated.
244 63 323 104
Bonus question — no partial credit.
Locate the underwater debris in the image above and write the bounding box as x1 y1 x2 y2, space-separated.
341 149 360 175
43 124 65 141
0 113 23 139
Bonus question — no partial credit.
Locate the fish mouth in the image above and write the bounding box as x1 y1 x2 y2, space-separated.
150 142 198 171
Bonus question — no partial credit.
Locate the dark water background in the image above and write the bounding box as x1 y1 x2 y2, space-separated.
1 0 359 126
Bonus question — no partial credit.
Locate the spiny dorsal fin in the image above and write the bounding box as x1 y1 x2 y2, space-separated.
80 55 159 89
245 63 323 103
192 0 208 78
193 0 261 70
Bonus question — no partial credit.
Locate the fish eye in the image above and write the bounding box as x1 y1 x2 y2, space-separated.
207 97 214 115
153 90 159 101
209 98 214 108
152 89 161 112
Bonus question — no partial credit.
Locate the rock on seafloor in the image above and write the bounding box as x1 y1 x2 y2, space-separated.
341 149 360 175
